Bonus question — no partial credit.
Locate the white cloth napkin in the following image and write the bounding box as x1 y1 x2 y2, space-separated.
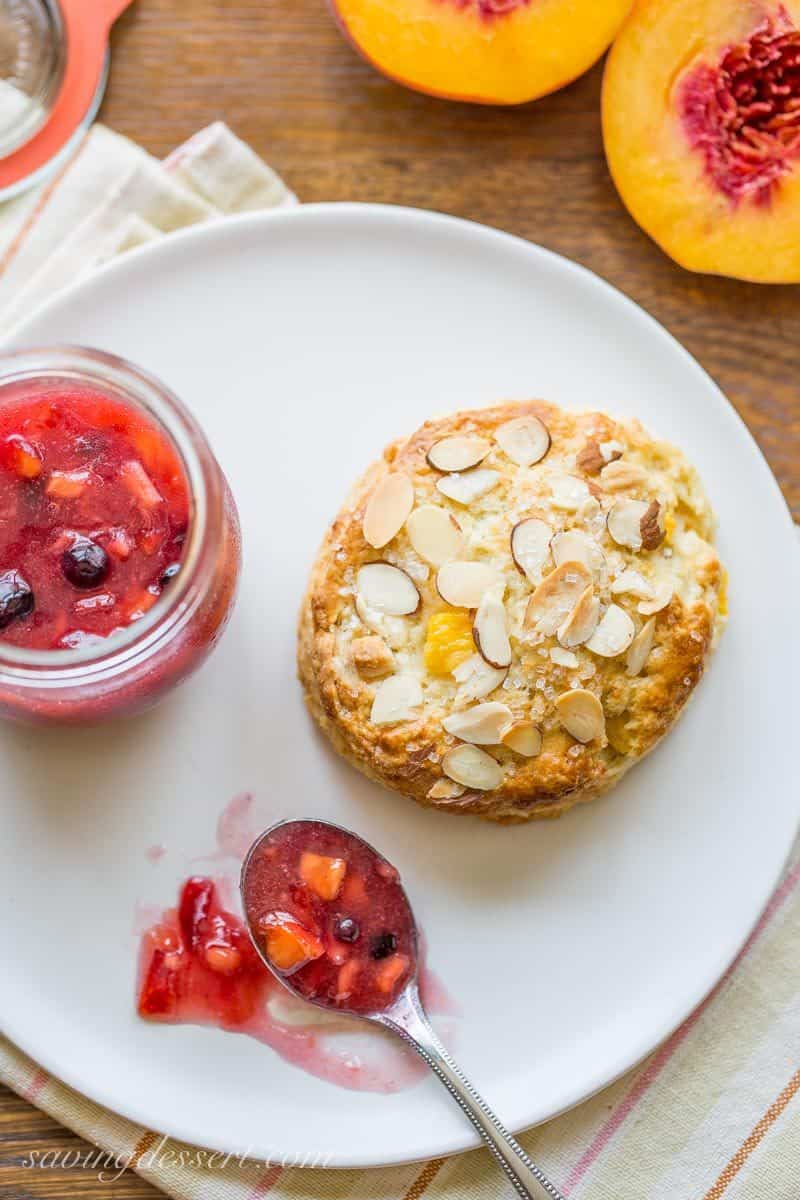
0 121 296 334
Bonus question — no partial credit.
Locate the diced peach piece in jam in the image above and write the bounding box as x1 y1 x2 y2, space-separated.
340 871 368 907
204 944 243 975
131 426 179 479
299 851 347 901
122 589 159 622
45 469 90 499
261 912 324 974
335 958 361 1001
3 435 42 479
119 459 163 508
376 953 411 994
105 528 134 560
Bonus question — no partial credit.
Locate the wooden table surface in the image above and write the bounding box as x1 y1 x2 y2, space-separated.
1 1 798 1196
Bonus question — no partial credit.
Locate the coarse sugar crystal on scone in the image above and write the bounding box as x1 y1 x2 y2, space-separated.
298 400 725 823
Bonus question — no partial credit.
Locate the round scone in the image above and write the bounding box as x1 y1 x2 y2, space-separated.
298 401 725 823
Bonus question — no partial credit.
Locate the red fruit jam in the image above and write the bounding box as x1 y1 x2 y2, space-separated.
0 389 189 649
137 874 433 1092
138 877 269 1027
242 820 416 1014
0 348 241 723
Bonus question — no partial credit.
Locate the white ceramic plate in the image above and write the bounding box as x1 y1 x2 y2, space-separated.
1 205 798 1169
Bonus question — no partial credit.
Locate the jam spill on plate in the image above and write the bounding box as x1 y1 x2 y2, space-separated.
137 872 432 1093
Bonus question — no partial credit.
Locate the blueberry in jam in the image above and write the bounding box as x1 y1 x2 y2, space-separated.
62 537 110 589
334 916 360 943
370 932 398 960
0 569 34 629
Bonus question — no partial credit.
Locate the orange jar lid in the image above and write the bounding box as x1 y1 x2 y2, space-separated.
0 0 134 199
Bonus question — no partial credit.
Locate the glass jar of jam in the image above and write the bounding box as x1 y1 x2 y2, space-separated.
0 346 241 723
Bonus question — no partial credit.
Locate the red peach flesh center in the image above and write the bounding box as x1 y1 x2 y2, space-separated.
462 0 530 17
678 9 800 204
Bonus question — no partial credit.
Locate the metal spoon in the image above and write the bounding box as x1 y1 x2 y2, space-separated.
241 819 565 1200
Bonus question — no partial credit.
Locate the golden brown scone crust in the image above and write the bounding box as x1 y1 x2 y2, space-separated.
298 401 725 823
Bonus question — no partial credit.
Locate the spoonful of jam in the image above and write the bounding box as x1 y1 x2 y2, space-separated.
241 819 564 1200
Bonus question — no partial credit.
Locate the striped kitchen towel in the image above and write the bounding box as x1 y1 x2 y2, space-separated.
0 120 798 1200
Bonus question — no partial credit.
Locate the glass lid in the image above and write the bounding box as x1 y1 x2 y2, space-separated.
0 0 66 158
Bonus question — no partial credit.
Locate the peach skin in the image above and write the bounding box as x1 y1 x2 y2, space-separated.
603 0 800 281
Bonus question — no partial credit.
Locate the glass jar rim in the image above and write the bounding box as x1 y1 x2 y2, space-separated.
0 345 216 679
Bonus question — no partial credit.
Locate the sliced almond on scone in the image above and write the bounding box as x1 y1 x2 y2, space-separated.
611 568 654 599
370 675 423 725
427 779 466 800
557 585 600 648
639 500 666 551
606 499 650 550
352 635 395 679
550 529 606 578
576 439 607 475
442 744 503 790
356 562 420 616
436 468 499 506
600 459 649 490
501 721 543 757
586 604 636 657
555 689 606 743
549 474 592 511
443 701 513 745
511 517 552 584
550 646 579 668
452 653 508 702
638 580 673 615
494 415 550 467
524 561 593 636
578 438 621 475
355 594 407 649
362 473 414 549
406 505 463 566
473 592 512 669
427 435 491 473
437 561 499 608
626 617 656 676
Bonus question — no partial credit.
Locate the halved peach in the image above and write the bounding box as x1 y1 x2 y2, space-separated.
299 852 347 900
603 0 800 280
261 912 325 974
331 0 633 105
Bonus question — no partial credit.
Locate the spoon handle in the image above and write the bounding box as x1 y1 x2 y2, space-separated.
377 988 565 1200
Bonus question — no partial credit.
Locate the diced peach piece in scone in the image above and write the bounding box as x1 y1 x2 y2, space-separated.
260 912 325 974
299 851 348 900
331 0 633 105
424 611 475 676
603 0 800 280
